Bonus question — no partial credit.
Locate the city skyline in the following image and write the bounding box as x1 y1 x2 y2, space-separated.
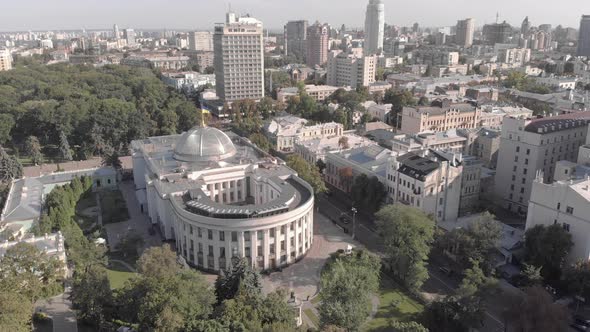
0 0 586 32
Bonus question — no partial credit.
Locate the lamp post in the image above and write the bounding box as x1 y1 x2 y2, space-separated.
351 207 357 240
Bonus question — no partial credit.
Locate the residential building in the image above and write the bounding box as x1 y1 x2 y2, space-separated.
131 127 314 272
465 87 498 102
161 71 215 94
214 12 265 102
0 49 12 71
478 106 534 130
113 24 120 39
526 174 590 264
467 128 501 169
390 129 468 155
284 20 308 59
494 112 590 214
276 85 348 103
459 155 482 215
326 50 377 89
306 22 330 68
188 31 213 52
124 28 136 46
456 18 475 47
121 54 190 70
325 145 394 193
385 150 462 222
399 99 481 135
294 133 376 164
263 115 343 152
497 48 531 65
364 0 385 55
413 49 460 66
365 102 393 122
577 15 590 57
196 51 214 69
534 76 577 90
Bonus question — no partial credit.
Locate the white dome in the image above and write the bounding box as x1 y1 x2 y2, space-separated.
173 127 237 162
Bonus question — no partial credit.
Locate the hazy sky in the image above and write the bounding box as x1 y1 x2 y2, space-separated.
1 0 586 32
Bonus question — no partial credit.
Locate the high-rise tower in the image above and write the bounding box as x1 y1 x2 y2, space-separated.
456 18 475 47
363 0 384 55
578 15 590 57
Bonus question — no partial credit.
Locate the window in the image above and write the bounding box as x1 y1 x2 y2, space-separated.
198 228 202 238
557 203 561 210
231 231 237 242
566 206 574 214
439 198 443 205
189 225 193 235
513 166 517 172
520 188 524 194
563 223 570 232
257 231 263 240
516 146 520 152
524 159 528 165
526 149 530 155
270 228 275 238
514 156 518 162
208 229 213 240
219 231 225 242
208 245 213 257
521 178 526 184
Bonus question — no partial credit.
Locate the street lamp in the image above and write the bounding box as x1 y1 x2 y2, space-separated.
351 207 357 240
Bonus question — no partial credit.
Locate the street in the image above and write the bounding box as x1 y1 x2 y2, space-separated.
317 192 506 332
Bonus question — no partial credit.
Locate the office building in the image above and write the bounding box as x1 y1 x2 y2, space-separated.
306 22 330 68
263 114 343 152
326 50 377 89
113 24 120 39
482 22 512 44
456 18 475 47
494 112 590 214
124 28 136 46
363 0 385 55
284 20 308 59
0 49 12 71
399 99 481 135
521 16 531 35
214 12 265 102
294 133 376 165
577 15 590 57
497 48 531 65
131 127 314 272
188 31 213 52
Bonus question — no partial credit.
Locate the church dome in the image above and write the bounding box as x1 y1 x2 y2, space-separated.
173 127 237 162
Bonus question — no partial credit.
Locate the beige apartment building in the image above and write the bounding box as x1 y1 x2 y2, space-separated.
277 85 349 103
306 22 330 68
0 49 12 71
188 31 213 52
494 112 590 214
399 99 481 135
214 12 265 102
327 50 377 89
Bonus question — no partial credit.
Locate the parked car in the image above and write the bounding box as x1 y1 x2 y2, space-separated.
439 266 452 276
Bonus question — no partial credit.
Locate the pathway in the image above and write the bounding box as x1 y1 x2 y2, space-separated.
35 284 78 332
109 259 137 272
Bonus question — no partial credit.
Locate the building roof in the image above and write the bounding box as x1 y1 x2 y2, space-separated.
397 153 440 179
524 111 590 133
173 126 237 162
409 103 475 116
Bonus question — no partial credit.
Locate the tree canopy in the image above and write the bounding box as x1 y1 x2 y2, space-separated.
525 224 573 281
376 204 434 290
287 154 327 194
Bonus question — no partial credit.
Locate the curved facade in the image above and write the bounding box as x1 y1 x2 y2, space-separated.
131 127 314 272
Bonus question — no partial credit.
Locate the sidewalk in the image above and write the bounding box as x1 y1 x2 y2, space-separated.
35 284 78 332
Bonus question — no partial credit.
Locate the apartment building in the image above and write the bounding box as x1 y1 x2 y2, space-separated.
494 112 590 214
306 22 330 68
399 99 481 135
385 150 462 222
327 50 377 89
263 115 343 152
0 49 12 71
497 48 531 65
188 31 213 52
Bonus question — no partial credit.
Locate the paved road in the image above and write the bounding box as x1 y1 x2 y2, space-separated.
104 182 163 252
35 285 78 332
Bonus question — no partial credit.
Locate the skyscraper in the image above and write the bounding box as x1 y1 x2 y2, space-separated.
306 22 330 68
284 20 308 59
124 28 136 46
577 15 590 57
113 24 119 39
456 18 475 47
482 21 512 45
521 16 530 35
214 12 264 102
363 0 384 55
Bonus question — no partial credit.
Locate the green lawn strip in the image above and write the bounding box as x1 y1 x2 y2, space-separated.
362 275 424 332
106 260 136 290
303 308 320 327
99 190 130 224
310 295 322 305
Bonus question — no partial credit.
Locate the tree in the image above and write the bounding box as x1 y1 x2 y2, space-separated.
287 154 327 194
137 244 179 279
0 242 64 302
0 291 32 332
25 135 43 165
376 204 434 290
71 264 113 326
521 263 543 287
457 259 498 298
101 149 122 170
390 321 429 332
437 212 501 274
0 113 15 144
58 130 73 161
249 132 272 152
215 256 263 304
563 260 590 301
319 249 381 330
504 286 569 332
525 224 573 281
316 159 326 174
421 295 485 332
337 136 349 149
417 96 430 106
116 233 145 259
0 146 22 181
351 174 387 215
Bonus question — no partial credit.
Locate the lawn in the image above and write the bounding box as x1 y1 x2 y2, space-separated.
99 189 129 224
303 308 320 327
106 260 136 290
362 275 424 332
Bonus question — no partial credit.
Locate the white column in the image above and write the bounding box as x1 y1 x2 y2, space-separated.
224 231 231 270
213 235 219 271
285 222 291 264
203 241 210 269
263 229 270 269
251 231 258 269
233 180 238 202
294 218 300 257
238 231 245 258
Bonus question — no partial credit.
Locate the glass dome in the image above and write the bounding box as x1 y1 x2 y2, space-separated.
173 126 237 162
